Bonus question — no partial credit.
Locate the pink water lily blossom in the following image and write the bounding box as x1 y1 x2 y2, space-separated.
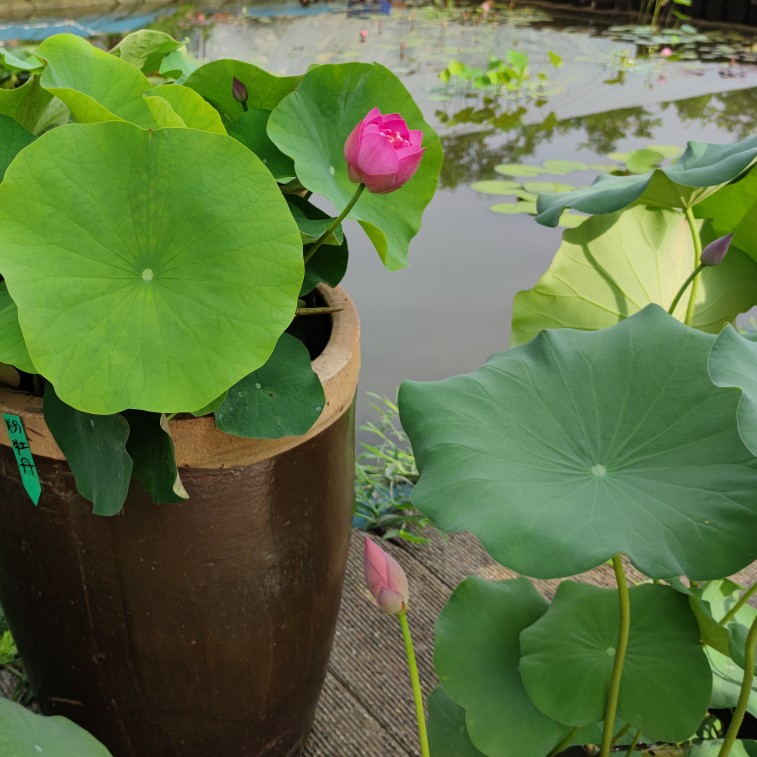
344 108 425 194
364 537 410 615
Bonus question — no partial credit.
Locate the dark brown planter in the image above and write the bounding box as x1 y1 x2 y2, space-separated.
0 285 360 757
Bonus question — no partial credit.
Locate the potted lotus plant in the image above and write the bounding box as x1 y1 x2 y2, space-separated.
0 29 441 757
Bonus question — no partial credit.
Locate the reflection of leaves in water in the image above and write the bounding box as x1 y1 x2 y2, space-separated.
439 88 757 189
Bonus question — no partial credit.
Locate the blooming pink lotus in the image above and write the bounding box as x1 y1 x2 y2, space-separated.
344 108 425 194
364 537 410 615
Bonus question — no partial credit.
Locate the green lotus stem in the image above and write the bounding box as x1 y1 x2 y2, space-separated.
547 726 579 757
624 729 641 756
717 615 757 757
668 263 704 319
303 183 366 265
398 611 430 757
600 555 631 757
683 205 703 325
720 581 757 626
165 412 178 422
611 722 631 746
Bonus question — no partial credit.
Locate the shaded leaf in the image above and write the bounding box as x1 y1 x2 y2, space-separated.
0 122 303 414
43 384 132 516
215 333 324 439
268 63 442 271
123 411 187 504
227 108 295 181
399 306 757 580
0 282 35 374
520 583 711 741
0 115 34 180
0 75 53 133
427 687 486 757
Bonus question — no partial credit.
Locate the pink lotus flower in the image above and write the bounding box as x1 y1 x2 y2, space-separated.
364 538 409 615
344 108 425 194
660 46 673 58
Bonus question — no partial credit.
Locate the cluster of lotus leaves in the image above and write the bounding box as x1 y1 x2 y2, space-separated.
0 32 442 416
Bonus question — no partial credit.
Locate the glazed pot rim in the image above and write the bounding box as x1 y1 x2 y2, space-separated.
0 284 360 468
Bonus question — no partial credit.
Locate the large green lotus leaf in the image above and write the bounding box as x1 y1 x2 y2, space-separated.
696 168 757 262
535 135 757 227
0 122 303 414
0 282 34 373
435 576 570 756
709 325 757 456
36 34 158 127
511 207 757 345
427 687 486 757
520 583 711 741
399 305 757 580
268 63 443 271
0 697 113 757
214 333 324 439
43 384 132 516
110 30 184 75
123 411 187 503
184 59 300 120
0 115 34 179
144 84 226 134
0 75 53 133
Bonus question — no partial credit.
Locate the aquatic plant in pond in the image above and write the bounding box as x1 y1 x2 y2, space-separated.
397 134 757 755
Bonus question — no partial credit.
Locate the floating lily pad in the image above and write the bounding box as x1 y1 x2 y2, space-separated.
520 583 711 741
399 305 757 580
624 147 666 174
541 159 589 174
268 63 442 271
536 134 757 227
0 122 303 414
489 201 537 215
469 180 520 195
0 697 113 757
522 180 575 194
494 163 547 178
511 207 757 345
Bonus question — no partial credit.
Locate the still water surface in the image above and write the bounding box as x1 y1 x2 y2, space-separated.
6 1 757 428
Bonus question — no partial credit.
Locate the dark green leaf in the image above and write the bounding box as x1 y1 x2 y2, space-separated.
686 740 757 756
0 115 34 180
43 384 132 517
0 282 35 373
400 306 757 580
520 583 712 741
427 687 486 757
435 577 570 756
227 108 295 181
123 411 187 504
215 333 324 439
0 75 53 133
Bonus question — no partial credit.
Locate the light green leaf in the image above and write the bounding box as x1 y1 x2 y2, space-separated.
37 34 158 127
435 577 569 756
227 108 294 181
185 59 300 120
215 333 324 439
0 282 35 373
709 325 757 456
0 48 42 73
536 134 757 227
109 30 184 75
144 84 226 133
0 122 303 414
123 411 187 503
43 384 132 516
268 63 442 271
159 49 198 82
427 687 487 757
548 50 563 68
494 163 546 178
520 583 711 741
559 212 586 228
0 75 53 133
511 207 757 345
0 697 113 756
624 147 666 174
399 306 757 580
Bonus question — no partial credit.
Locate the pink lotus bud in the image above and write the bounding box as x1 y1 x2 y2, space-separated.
364 538 409 615
343 107 425 194
232 77 248 105
700 233 733 266
660 46 673 57
360 29 369 41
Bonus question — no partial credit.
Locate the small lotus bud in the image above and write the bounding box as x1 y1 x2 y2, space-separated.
232 77 248 106
364 538 409 615
700 233 733 267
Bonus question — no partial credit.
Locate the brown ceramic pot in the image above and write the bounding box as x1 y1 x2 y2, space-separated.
0 285 360 757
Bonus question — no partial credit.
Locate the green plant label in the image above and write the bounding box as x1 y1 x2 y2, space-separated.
2 413 40 505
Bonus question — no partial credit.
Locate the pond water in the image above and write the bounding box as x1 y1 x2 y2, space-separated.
4 1 757 430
